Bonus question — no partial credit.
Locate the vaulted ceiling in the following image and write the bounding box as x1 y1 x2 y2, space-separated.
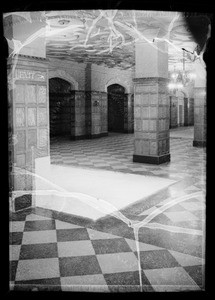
45 10 197 71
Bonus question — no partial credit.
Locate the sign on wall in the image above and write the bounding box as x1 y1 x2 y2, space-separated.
14 69 46 82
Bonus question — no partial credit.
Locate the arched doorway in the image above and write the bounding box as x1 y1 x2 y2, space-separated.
49 77 74 137
107 84 125 132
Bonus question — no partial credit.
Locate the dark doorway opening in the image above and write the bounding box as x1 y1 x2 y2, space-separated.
49 77 74 138
107 84 125 132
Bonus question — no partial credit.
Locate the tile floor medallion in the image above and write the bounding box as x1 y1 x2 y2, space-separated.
9 127 206 292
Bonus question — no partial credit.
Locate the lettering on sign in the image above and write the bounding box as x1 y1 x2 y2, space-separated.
15 69 46 82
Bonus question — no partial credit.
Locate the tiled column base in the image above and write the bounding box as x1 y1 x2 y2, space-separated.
133 77 170 165
133 153 170 164
193 88 206 148
193 140 206 147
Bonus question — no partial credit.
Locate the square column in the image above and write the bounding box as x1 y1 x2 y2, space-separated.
71 91 86 140
8 56 49 211
124 93 134 133
4 12 48 211
90 91 108 138
133 40 170 164
193 60 206 147
193 87 206 147
85 63 108 138
184 98 189 126
188 98 194 126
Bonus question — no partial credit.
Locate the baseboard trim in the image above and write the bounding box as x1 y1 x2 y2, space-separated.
133 154 171 164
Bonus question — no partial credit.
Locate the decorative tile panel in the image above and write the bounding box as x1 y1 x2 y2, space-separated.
16 108 25 127
14 174 26 191
37 108 47 126
38 129 48 148
38 86 47 103
27 129 37 148
27 108 36 127
16 154 26 167
26 85 36 103
16 131 26 152
15 85 25 103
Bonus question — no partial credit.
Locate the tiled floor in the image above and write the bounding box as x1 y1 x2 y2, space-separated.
10 191 205 292
49 127 206 184
10 126 206 292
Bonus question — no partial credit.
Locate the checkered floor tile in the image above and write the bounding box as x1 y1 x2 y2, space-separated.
9 127 206 292
49 128 206 183
10 198 205 292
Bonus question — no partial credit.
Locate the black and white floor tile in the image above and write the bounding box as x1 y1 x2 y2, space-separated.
9 127 206 292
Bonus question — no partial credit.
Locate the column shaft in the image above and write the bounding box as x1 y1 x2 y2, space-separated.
133 78 170 164
193 87 206 147
169 95 178 128
184 98 189 126
133 40 170 164
4 12 48 211
124 93 134 133
8 55 49 211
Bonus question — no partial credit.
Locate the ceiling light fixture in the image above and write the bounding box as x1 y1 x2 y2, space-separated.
58 19 70 25
168 49 196 93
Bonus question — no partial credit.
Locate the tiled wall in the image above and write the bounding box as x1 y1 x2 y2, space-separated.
91 63 134 93
48 58 86 90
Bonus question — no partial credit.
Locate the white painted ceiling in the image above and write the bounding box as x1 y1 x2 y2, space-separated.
45 10 197 71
